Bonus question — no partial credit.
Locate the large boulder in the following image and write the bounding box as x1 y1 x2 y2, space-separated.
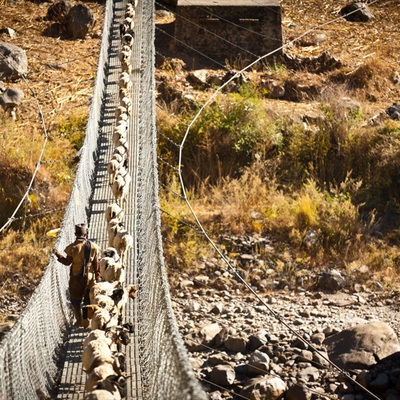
324 321 400 369
66 4 95 39
0 42 28 81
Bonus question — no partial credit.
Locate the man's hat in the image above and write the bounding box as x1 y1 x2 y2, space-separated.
75 223 88 236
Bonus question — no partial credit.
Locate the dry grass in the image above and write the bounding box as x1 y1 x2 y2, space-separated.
0 0 103 314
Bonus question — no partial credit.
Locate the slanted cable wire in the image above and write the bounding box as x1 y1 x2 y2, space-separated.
170 2 381 399
0 70 50 234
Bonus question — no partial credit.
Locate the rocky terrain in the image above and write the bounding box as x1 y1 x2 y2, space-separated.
1 0 400 399
172 278 400 400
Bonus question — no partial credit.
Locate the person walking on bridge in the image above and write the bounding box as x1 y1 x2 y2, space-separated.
53 223 101 328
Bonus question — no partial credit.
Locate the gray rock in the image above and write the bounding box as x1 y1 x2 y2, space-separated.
324 321 400 369
318 269 346 292
297 366 321 382
240 375 286 399
0 87 24 120
209 364 236 386
311 332 325 345
248 350 270 376
66 4 95 39
187 70 209 88
340 2 374 22
0 41 28 80
248 330 268 351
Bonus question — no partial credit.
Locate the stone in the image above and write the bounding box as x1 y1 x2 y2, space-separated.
324 321 400 369
46 0 72 22
210 364 236 386
240 375 286 400
311 332 325 345
0 87 24 120
386 103 400 121
66 4 95 39
248 350 270 376
0 41 28 80
369 373 390 393
340 2 374 22
318 269 346 292
248 330 268 351
0 27 16 38
224 336 247 353
297 366 321 382
186 70 209 88
285 383 312 400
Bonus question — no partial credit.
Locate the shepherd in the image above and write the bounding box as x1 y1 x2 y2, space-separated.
53 223 101 328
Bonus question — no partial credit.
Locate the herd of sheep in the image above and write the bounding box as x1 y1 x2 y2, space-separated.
81 2 137 399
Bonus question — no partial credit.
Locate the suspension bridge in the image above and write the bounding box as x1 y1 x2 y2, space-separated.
0 0 207 399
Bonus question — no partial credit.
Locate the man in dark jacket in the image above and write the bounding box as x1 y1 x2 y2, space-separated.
53 224 100 328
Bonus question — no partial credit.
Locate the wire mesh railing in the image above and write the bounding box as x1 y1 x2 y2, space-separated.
0 0 207 399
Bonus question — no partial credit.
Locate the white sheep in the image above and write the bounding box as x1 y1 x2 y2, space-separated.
83 325 134 351
116 111 129 124
88 306 118 331
105 204 124 224
107 218 122 247
125 4 135 19
109 284 137 318
122 33 134 48
120 96 132 115
100 249 125 284
107 159 121 186
115 136 129 155
121 61 132 76
82 338 114 372
94 294 118 313
84 375 126 400
89 281 120 304
112 226 133 266
119 72 131 89
115 104 128 120
101 259 125 284
119 50 131 66
111 170 131 206
112 125 127 147
119 86 130 102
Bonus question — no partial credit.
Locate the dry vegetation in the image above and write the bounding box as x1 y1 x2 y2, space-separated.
0 0 104 322
156 0 400 290
0 0 399 324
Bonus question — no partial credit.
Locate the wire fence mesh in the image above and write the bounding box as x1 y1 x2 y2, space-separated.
0 0 207 399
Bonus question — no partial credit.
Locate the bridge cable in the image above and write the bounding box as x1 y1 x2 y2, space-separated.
167 1 382 399
0 71 50 234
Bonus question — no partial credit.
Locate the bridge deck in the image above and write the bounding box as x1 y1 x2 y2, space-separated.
56 0 143 398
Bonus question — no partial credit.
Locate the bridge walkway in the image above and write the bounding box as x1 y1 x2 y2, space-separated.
56 0 142 398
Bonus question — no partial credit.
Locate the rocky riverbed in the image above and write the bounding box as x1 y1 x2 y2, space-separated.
172 280 400 400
